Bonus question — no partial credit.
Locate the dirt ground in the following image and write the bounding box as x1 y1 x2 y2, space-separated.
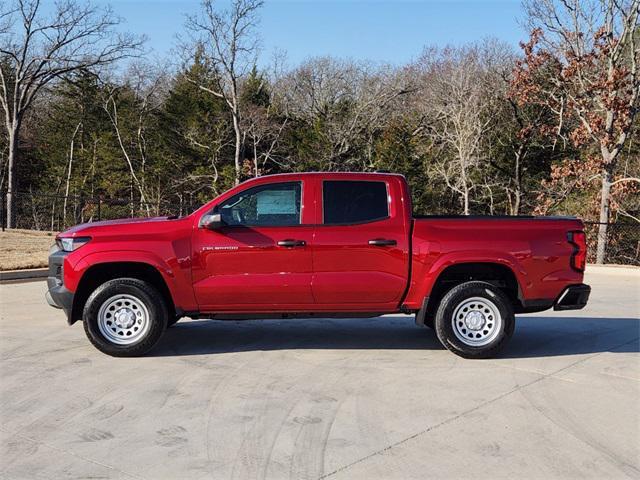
0 229 57 270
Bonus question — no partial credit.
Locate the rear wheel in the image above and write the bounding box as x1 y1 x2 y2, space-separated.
83 278 168 357
434 281 514 359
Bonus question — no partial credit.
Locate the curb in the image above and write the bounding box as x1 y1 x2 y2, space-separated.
0 268 48 282
586 264 639 276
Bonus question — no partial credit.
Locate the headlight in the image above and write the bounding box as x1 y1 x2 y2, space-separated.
56 236 91 252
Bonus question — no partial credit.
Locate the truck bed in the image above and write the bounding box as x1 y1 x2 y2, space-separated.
402 215 585 311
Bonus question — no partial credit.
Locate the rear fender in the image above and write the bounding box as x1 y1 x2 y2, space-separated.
404 251 527 309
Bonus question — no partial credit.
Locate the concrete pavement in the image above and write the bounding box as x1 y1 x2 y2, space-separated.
0 268 638 479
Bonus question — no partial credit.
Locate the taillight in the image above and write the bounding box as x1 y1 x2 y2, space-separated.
568 231 587 272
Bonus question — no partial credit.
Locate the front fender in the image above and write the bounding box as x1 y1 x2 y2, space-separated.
66 249 197 313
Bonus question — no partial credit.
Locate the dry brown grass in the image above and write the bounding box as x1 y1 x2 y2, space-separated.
0 229 57 270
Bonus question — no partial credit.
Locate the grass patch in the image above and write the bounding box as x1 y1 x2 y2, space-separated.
0 229 57 270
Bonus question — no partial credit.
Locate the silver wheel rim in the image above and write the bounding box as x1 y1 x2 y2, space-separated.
97 294 150 345
452 296 502 347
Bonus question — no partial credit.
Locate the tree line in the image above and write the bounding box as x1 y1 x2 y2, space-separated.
1 0 639 264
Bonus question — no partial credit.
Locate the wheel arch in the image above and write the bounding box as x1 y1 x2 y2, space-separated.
71 261 176 325
417 261 524 326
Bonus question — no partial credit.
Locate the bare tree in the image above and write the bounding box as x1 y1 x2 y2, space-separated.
274 57 411 170
0 0 142 228
418 46 493 214
186 0 264 185
103 86 150 216
516 0 640 262
101 64 167 216
243 103 288 176
181 121 233 193
471 40 558 215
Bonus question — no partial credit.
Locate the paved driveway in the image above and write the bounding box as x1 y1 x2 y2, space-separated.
1 267 638 479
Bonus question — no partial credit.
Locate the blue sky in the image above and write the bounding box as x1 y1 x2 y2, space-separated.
99 0 526 66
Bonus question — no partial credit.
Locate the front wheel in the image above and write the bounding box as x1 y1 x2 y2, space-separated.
434 281 515 359
83 278 168 357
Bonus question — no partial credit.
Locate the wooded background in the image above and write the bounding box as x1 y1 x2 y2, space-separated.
1 0 639 264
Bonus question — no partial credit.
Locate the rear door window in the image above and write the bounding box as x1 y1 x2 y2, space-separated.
323 181 389 225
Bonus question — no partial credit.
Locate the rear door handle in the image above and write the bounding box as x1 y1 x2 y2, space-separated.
277 239 306 248
368 238 397 246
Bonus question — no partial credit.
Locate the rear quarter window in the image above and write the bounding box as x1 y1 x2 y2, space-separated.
323 180 389 225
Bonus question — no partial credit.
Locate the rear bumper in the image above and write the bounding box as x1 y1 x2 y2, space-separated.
46 247 74 324
553 284 591 311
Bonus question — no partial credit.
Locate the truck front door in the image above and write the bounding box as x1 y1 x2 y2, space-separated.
192 181 315 311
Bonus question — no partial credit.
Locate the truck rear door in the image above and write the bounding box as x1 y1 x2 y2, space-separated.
311 177 411 308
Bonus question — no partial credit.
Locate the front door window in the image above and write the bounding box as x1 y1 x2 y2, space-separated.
218 182 302 227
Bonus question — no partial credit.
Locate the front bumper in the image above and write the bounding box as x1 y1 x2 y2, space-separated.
553 283 591 311
46 247 74 324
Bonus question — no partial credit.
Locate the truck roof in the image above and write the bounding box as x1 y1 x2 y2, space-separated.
243 171 406 182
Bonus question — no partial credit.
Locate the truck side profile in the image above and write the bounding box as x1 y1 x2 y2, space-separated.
46 172 590 358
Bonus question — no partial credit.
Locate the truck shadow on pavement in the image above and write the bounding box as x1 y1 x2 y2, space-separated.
151 315 639 358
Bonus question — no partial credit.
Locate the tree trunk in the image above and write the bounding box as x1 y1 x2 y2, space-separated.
513 148 522 215
596 164 612 264
6 126 18 229
513 190 521 216
461 165 470 215
232 109 242 185
63 123 81 228
253 141 259 177
62 158 73 228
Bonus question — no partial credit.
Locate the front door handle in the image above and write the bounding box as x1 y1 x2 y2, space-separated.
277 239 306 248
368 238 397 247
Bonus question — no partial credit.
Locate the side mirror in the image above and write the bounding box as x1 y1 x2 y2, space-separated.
200 213 223 230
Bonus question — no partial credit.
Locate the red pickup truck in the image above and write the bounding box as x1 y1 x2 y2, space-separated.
47 172 590 358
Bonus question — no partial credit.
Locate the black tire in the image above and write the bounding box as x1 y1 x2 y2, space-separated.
434 281 515 359
423 312 434 329
83 278 168 357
